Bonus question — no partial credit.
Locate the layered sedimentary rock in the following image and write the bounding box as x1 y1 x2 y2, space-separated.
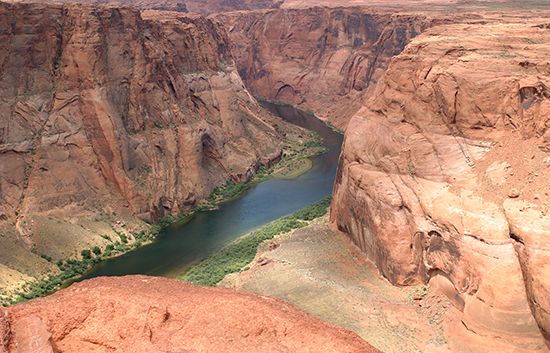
217 8 439 128
0 2 284 291
1 276 378 353
331 21 550 352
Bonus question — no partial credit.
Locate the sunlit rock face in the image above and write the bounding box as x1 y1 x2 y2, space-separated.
331 21 550 352
1 276 379 353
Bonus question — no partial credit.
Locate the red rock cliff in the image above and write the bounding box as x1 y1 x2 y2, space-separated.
216 8 437 128
331 21 550 352
0 2 284 292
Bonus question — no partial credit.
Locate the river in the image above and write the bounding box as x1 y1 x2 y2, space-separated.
78 103 343 280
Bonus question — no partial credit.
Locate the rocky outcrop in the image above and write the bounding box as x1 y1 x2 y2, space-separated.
216 8 439 128
0 2 285 291
331 21 550 352
1 276 378 352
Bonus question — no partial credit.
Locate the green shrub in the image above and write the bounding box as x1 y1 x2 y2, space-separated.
40 254 53 262
180 197 330 286
80 249 92 260
92 246 101 256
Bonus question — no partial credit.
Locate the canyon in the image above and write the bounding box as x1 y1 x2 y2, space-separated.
216 8 439 128
0 1 291 296
1 0 550 352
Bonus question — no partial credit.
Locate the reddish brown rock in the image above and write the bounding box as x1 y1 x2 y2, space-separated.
331 21 550 352
3 276 378 353
0 307 9 353
216 8 440 129
0 2 285 290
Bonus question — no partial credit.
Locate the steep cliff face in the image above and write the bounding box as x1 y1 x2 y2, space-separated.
332 21 550 352
1 276 379 352
216 8 437 128
0 2 285 291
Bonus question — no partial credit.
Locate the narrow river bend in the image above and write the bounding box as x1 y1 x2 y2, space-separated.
78 103 343 280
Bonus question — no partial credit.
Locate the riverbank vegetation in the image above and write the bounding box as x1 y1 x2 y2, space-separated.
4 105 328 305
179 197 331 286
5 229 159 305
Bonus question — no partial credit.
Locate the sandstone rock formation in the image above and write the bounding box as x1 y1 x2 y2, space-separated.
0 2 286 292
217 8 438 129
332 20 550 352
1 276 378 353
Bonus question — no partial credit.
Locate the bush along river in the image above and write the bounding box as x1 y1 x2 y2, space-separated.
12 102 343 302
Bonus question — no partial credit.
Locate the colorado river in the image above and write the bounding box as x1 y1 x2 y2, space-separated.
78 103 343 280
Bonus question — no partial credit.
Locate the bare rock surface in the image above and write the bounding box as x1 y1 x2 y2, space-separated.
216 8 441 129
332 20 550 352
2 275 378 353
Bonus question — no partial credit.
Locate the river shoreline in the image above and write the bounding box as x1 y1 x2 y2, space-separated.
179 197 331 286
5 102 339 305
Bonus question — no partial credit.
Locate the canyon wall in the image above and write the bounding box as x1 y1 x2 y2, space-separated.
331 21 550 352
216 8 438 129
0 2 285 293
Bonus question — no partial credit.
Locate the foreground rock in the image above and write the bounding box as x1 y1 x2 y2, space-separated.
1 276 377 353
0 2 287 294
332 20 550 352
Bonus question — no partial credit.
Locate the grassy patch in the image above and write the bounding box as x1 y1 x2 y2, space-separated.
179 197 331 286
7 228 158 304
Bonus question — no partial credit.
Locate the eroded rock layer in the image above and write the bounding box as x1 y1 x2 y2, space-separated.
0 2 284 291
2 276 378 353
331 21 550 352
216 8 438 128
